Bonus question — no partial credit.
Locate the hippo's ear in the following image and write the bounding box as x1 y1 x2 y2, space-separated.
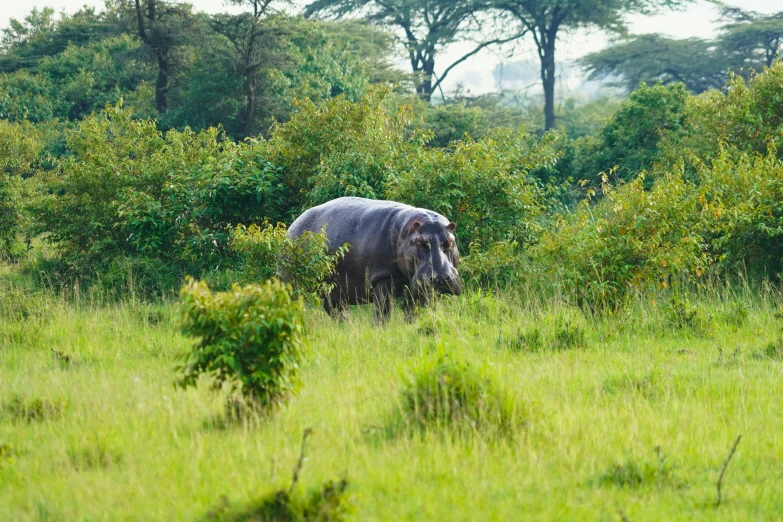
447 222 456 233
411 220 422 233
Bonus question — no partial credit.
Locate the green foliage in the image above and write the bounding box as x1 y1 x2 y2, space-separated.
459 240 528 289
33 105 286 276
571 82 690 185
399 351 520 437
388 128 562 253
419 102 490 148
535 172 707 312
268 85 412 209
230 222 348 304
695 149 783 274
669 62 783 164
176 278 304 410
596 451 680 489
0 120 45 258
204 480 351 522
2 394 65 422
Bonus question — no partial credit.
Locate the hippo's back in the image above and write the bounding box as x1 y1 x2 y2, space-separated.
287 197 416 251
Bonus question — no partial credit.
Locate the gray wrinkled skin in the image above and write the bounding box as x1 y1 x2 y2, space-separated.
287 197 462 322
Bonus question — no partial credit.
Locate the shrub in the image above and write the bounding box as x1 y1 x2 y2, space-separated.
229 222 347 304
459 240 529 289
572 82 689 185
695 149 783 274
204 480 350 522
2 394 65 422
0 120 45 258
33 104 286 277
388 127 562 253
267 85 414 210
399 351 519 437
534 171 708 312
176 278 304 412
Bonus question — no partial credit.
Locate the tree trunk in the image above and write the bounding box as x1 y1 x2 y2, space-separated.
155 51 170 114
417 58 435 102
540 41 556 131
241 73 256 137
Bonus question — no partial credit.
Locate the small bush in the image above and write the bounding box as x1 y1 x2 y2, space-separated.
68 439 123 471
552 320 587 350
399 352 520 437
176 278 304 413
663 293 708 331
204 480 350 522
507 328 543 352
0 442 16 468
230 222 347 304
2 394 65 422
596 449 681 489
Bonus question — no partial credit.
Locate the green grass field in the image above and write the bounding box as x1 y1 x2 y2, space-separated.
2 275 783 521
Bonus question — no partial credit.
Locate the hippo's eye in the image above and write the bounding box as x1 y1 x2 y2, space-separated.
417 238 430 250
442 241 450 250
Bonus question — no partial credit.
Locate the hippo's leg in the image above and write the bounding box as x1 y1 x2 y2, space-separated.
372 278 393 324
323 287 349 321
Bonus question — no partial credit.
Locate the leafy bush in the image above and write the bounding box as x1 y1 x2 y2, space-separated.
176 278 304 412
668 62 783 164
230 222 347 304
695 149 783 274
0 120 44 258
570 82 690 185
33 105 286 277
459 240 528 289
204 480 350 522
399 352 519 437
534 172 708 312
267 85 414 210
419 102 490 148
388 127 562 253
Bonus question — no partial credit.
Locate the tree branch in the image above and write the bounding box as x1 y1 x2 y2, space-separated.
432 31 526 91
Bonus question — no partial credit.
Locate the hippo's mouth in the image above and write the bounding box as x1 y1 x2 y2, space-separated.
411 276 463 299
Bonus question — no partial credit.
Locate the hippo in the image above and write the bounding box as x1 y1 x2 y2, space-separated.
287 197 462 322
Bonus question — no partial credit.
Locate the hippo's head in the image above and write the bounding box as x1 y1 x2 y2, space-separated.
400 217 462 299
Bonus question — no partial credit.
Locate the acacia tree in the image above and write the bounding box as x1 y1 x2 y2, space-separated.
718 7 783 69
581 8 782 95
304 0 522 101
580 33 727 93
495 0 692 130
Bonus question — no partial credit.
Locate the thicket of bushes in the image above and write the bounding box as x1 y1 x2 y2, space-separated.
4 61 783 311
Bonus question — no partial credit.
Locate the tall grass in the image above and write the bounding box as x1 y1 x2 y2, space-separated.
2 266 783 520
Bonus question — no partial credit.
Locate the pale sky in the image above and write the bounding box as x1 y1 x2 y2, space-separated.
1 0 781 95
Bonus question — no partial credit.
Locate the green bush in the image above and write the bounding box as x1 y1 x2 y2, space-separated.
230 222 347 304
668 62 783 165
267 85 414 210
534 171 708 312
570 82 690 185
33 105 287 277
388 127 562 253
176 277 304 412
695 149 783 274
399 352 519 437
0 120 45 258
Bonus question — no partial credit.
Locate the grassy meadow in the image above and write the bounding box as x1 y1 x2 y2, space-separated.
2 270 783 521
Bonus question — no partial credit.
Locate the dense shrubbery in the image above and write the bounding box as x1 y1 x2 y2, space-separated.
230 222 347 304
176 277 304 412
534 172 707 311
389 128 562 253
